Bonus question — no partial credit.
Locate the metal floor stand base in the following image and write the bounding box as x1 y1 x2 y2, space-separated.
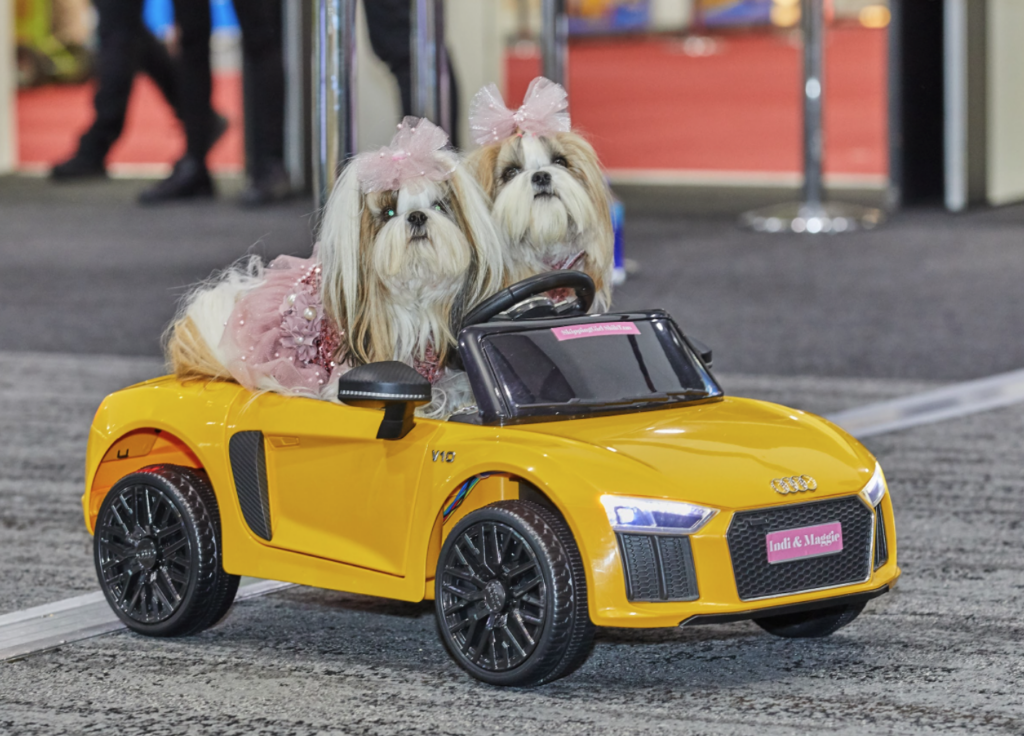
739 201 885 234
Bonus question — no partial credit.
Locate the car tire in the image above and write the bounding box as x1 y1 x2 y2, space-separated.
93 464 239 637
754 601 865 638
435 500 594 686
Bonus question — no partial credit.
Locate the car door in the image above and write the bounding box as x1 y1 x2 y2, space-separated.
227 391 440 576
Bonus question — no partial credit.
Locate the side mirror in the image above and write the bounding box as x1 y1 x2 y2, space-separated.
337 361 432 440
688 337 713 368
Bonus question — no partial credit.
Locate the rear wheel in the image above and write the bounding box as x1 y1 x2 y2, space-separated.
93 464 239 637
754 601 865 638
435 500 594 686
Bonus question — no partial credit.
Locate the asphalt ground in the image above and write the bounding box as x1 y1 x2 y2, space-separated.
2 175 1024 733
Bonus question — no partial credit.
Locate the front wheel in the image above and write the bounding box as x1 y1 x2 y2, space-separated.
93 464 239 637
754 601 865 638
435 500 594 686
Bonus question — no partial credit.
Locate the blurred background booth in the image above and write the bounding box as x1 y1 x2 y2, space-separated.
1 0 1023 213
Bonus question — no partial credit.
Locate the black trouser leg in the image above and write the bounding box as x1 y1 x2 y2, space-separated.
170 0 214 162
137 25 182 121
232 0 284 178
77 0 147 161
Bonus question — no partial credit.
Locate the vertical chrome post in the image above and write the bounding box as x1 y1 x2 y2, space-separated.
435 0 451 136
541 0 568 87
802 0 824 208
313 0 357 213
412 0 436 121
886 0 902 211
283 0 308 193
739 0 884 234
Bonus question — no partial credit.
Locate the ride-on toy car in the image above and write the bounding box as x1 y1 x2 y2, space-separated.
84 272 898 686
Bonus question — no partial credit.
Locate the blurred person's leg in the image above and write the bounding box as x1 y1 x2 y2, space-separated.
364 0 459 144
232 0 290 206
136 24 180 117
139 0 215 203
52 0 149 179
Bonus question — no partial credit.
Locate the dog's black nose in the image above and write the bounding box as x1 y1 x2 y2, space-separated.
532 171 552 188
407 211 427 227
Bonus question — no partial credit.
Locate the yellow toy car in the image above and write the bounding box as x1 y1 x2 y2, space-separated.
83 273 898 686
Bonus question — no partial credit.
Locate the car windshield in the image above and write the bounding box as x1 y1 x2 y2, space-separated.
480 318 722 419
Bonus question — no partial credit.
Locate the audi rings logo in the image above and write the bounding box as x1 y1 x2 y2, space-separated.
770 475 818 495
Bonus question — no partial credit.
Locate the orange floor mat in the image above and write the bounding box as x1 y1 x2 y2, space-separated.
17 26 886 177
18 72 243 173
506 26 886 176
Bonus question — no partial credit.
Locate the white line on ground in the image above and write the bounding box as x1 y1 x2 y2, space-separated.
826 368 1024 438
0 579 292 662
4 367 1024 662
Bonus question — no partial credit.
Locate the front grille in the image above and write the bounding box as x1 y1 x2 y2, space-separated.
873 504 889 569
617 534 698 602
727 496 873 601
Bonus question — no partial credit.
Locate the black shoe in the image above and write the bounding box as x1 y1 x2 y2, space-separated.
238 162 291 208
50 153 106 180
138 155 214 204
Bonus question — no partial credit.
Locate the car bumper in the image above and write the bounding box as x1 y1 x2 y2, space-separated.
581 492 900 628
678 582 892 627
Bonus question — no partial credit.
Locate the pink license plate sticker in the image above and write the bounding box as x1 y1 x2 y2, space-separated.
551 322 641 341
765 521 843 564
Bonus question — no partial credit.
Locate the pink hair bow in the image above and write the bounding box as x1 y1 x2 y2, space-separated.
355 116 457 193
469 76 571 146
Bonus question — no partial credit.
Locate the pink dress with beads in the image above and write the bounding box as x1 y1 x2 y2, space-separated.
219 255 345 396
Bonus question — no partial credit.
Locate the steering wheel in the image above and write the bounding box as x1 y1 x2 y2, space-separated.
462 271 596 327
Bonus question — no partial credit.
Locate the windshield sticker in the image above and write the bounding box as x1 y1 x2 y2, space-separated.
551 322 641 341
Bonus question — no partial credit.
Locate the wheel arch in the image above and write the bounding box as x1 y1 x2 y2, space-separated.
84 426 206 533
422 467 574 599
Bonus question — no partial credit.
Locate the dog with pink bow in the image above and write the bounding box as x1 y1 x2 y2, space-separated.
467 77 614 310
166 117 503 415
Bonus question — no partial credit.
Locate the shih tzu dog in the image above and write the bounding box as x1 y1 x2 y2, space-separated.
166 117 504 413
466 76 614 310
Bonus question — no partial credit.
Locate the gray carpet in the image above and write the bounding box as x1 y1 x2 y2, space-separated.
3 352 1024 734
2 175 1024 381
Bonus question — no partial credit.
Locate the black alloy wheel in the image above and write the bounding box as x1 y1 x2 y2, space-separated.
94 464 239 637
435 500 594 686
754 601 866 638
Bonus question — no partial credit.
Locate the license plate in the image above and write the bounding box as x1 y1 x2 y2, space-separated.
765 521 843 564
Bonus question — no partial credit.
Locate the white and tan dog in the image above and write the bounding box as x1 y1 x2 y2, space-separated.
167 117 504 409
467 77 614 310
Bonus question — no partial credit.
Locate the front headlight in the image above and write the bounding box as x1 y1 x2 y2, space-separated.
600 495 717 535
859 463 887 507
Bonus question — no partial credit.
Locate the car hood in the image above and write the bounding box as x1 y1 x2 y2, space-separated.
510 397 876 510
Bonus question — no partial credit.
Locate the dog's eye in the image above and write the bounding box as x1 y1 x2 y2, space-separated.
432 201 447 214
501 166 520 183
384 208 396 219
552 156 569 168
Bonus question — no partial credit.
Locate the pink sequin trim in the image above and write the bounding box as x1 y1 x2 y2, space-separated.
220 255 344 395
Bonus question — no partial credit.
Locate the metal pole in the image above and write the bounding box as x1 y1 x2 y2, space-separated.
739 0 883 234
283 0 309 193
802 0 824 208
411 0 438 122
435 1 451 136
886 0 902 211
541 0 568 87
313 0 357 213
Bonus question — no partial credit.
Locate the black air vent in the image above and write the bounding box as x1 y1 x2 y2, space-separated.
873 504 889 570
229 431 272 541
617 534 699 602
